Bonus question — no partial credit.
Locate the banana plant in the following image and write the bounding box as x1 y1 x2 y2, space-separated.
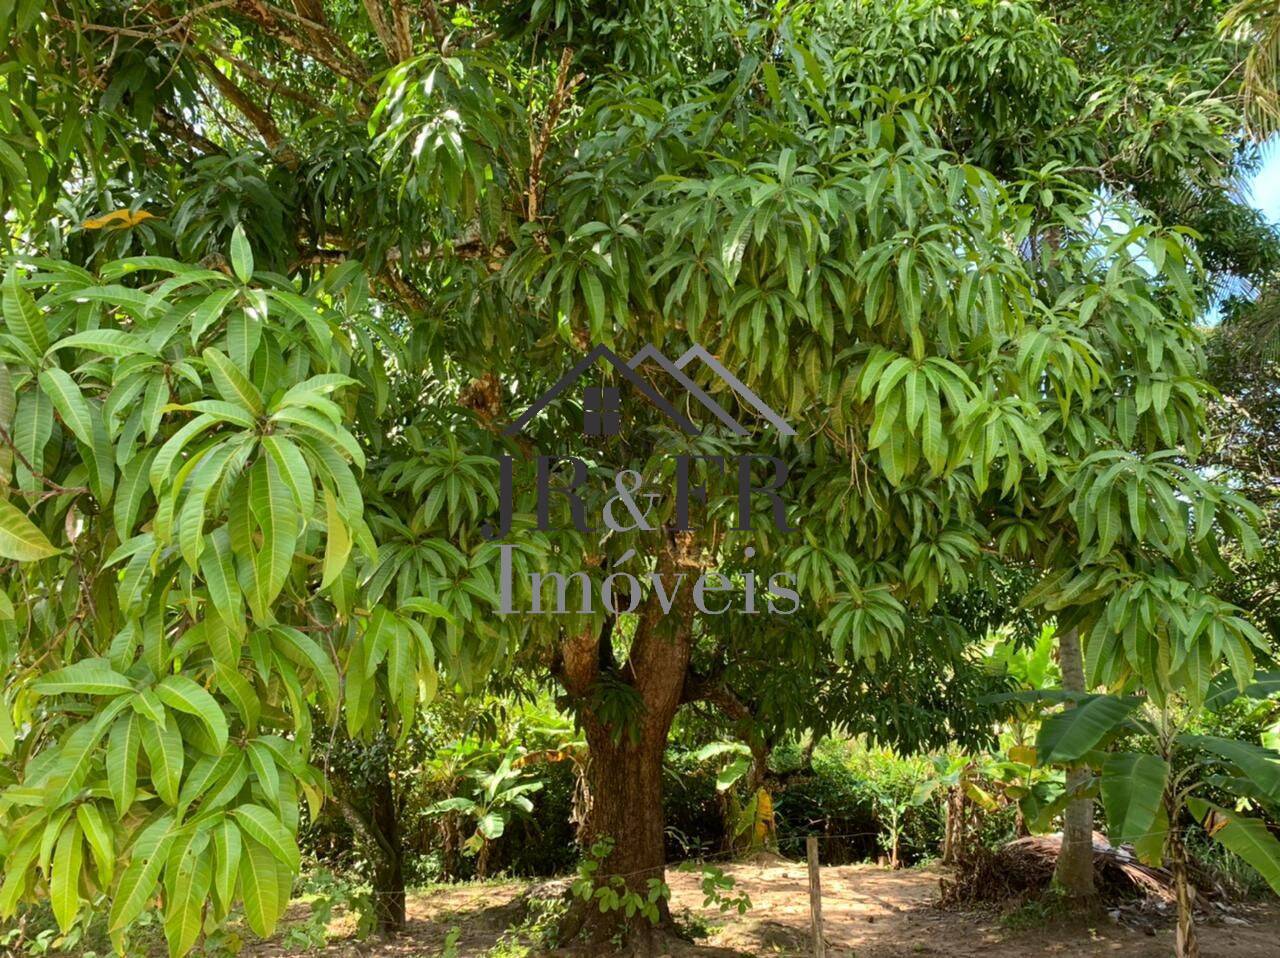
425 749 543 878
1033 676 1280 958
985 623 1067 834
688 741 776 852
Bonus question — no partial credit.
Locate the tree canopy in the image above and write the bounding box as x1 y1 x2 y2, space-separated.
0 0 1277 953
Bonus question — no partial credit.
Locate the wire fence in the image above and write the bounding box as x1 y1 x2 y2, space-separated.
328 830 892 892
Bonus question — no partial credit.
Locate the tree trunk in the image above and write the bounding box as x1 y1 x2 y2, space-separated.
333 757 406 936
1053 626 1096 901
555 537 697 954
369 763 406 935
581 724 673 933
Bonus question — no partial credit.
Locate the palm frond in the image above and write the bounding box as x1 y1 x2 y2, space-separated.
1224 0 1280 139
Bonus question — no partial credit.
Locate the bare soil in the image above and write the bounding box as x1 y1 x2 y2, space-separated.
246 861 1280 957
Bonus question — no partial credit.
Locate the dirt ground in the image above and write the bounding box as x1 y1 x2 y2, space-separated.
245 860 1280 958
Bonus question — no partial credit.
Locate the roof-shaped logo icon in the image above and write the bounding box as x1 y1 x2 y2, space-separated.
503 343 796 437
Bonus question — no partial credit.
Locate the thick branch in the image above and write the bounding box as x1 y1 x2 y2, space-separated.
154 107 225 156
422 0 448 52
624 534 700 716
558 623 601 698
194 51 298 166
289 0 326 21
378 265 432 315
390 0 415 61
332 792 397 862
684 672 769 787
363 0 404 62
204 44 339 116
233 0 373 90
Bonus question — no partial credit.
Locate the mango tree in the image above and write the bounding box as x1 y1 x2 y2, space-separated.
0 0 1275 955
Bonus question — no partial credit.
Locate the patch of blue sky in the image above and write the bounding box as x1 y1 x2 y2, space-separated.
1201 137 1279 325
1249 139 1280 226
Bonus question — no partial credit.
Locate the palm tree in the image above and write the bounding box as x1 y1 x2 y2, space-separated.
1225 0 1280 138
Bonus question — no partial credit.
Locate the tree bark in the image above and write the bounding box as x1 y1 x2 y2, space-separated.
1053 626 1096 900
556 537 698 953
368 764 406 935
332 764 406 936
579 723 674 937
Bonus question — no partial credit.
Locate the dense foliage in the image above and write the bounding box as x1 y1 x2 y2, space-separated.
0 0 1278 954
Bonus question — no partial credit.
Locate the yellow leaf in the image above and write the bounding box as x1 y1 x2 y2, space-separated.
753 787 775 845
1008 744 1038 767
964 781 998 810
80 209 158 230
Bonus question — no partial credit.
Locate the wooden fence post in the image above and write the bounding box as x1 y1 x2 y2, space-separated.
807 835 826 958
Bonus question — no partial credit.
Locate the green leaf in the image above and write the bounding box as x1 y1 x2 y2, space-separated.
246 740 281 808
149 413 219 492
50 819 83 932
213 661 260 731
2 266 48 355
1036 695 1138 764
77 803 116 886
190 288 239 345
272 626 339 713
38 366 95 446
1100 752 1168 846
1134 803 1168 866
177 441 239 569
47 329 155 358
202 347 263 415
580 270 605 331
156 675 229 750
107 713 140 815
141 712 185 805
115 450 156 540
212 819 242 914
0 694 13 755
0 496 59 560
247 456 299 618
202 529 245 638
231 804 300 872
164 842 212 958
0 831 37 919
238 836 285 938
33 658 134 696
1206 670 1280 711
230 224 254 283
716 757 751 792
109 815 177 936
262 435 314 517
1189 799 1280 895
477 811 505 840
321 487 351 589
51 707 123 804
1181 735 1280 802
